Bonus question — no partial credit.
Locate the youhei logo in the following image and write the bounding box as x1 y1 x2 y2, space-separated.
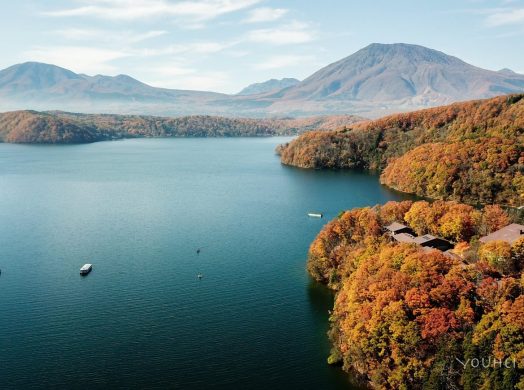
456 357 517 369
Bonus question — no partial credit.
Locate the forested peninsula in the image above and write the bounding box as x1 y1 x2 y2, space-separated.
311 200 524 389
277 94 524 388
278 94 524 205
0 110 361 144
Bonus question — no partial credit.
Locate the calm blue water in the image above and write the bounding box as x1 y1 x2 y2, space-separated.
0 138 410 389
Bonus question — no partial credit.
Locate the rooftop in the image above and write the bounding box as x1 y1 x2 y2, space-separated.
392 233 416 244
479 223 524 245
385 222 411 232
414 235 437 244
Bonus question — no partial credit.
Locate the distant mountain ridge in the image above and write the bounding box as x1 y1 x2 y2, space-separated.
237 78 300 95
0 62 227 115
1 44 524 117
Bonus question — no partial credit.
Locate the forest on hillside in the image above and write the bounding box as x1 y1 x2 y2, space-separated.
0 110 361 144
309 200 524 390
278 94 524 205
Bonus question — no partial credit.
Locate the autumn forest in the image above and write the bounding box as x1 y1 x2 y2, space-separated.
0 110 361 144
279 94 524 206
277 93 524 389
309 200 524 389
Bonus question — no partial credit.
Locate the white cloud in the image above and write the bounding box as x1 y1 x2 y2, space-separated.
44 0 262 21
190 42 233 53
254 54 313 70
130 30 169 43
148 64 196 77
243 7 288 23
485 8 524 26
165 73 230 91
147 65 230 90
133 40 237 57
54 28 168 43
227 50 250 57
247 21 315 45
24 46 130 74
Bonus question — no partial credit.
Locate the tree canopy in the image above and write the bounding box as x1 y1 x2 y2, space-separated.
279 94 524 205
309 201 524 389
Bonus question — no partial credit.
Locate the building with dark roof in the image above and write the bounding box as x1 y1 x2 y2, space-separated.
385 222 414 236
391 232 453 251
385 222 454 252
413 234 454 251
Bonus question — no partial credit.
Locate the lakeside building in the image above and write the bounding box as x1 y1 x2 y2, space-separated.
385 222 414 236
387 222 454 252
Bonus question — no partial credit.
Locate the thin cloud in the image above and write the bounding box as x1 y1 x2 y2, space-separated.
23 46 130 74
456 5 524 27
227 50 250 57
130 30 169 43
254 54 314 70
134 40 238 57
147 65 231 90
148 64 196 77
44 0 262 21
243 7 288 23
54 29 168 43
485 8 524 26
247 21 316 45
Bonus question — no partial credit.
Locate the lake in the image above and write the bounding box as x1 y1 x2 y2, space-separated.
0 137 411 389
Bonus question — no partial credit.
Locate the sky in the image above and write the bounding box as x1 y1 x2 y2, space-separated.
1 0 524 94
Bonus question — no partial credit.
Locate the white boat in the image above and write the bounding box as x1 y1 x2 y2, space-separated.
308 213 323 218
80 264 92 275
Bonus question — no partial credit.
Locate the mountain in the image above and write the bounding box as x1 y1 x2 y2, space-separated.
237 78 300 96
0 61 82 91
498 68 519 75
0 62 228 116
1 44 524 117
267 43 524 114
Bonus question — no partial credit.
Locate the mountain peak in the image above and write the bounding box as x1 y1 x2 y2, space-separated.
7 61 80 75
0 61 83 90
237 77 300 96
354 43 463 66
277 42 512 105
498 68 517 75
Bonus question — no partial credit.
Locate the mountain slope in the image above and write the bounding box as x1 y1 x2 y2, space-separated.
268 43 524 113
237 78 300 96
